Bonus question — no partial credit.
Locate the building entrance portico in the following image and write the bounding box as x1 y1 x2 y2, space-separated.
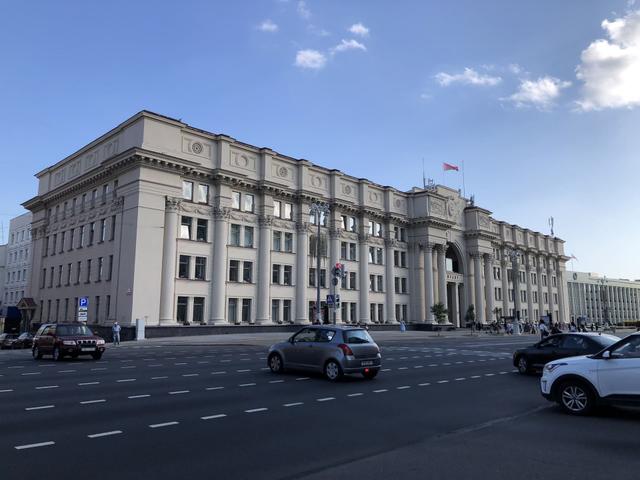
444 243 465 327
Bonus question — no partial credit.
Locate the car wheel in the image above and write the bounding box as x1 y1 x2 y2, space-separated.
362 369 378 380
52 347 63 362
558 380 594 415
91 352 103 360
516 356 530 374
32 346 42 360
268 353 283 373
324 360 343 381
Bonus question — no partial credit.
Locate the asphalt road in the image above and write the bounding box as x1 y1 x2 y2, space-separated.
1 334 639 480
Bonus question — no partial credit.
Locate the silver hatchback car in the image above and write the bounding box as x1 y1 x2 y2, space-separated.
267 325 382 381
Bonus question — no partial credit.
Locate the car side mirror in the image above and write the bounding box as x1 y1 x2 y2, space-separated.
602 351 611 359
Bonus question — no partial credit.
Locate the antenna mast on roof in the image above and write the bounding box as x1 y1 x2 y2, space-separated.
422 158 426 189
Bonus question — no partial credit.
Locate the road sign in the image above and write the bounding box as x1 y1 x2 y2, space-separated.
78 311 88 320
79 297 89 308
326 294 335 306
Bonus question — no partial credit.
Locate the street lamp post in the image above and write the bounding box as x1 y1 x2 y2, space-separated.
310 202 330 324
504 247 521 335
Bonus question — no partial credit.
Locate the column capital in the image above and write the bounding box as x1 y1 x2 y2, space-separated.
295 221 310 234
258 215 274 228
212 206 231 221
384 238 398 249
435 243 446 253
329 227 343 239
358 233 370 244
165 197 182 212
470 251 483 260
483 252 494 262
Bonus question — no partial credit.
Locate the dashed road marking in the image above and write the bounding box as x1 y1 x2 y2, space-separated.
1 389 14 393
245 408 268 413
128 394 151 399
116 379 136 383
397 386 411 390
25 405 54 411
78 381 100 386
239 383 256 387
182 373 199 377
88 430 122 439
169 390 190 395
295 377 309 381
317 397 335 402
373 389 388 393
35 385 59 390
284 402 304 407
201 414 227 420
80 399 106 405
437 380 449 384
237 369 251 373
149 421 179 428
15 441 55 450
151 376 168 380
269 380 284 384
205 386 224 391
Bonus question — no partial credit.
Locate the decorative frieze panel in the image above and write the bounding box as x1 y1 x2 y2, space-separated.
229 148 257 172
367 187 383 207
429 197 446 217
306 171 329 192
339 181 358 199
51 136 120 188
271 161 294 183
181 136 212 159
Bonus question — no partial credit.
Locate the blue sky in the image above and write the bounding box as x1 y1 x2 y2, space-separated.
1 0 639 278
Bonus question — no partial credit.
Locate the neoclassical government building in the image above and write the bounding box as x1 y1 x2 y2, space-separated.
23 111 570 328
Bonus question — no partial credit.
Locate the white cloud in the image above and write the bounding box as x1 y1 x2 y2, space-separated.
258 19 278 33
331 39 367 55
297 1 311 19
508 63 523 75
434 68 502 87
349 23 369 37
505 76 571 110
295 49 326 69
575 9 640 111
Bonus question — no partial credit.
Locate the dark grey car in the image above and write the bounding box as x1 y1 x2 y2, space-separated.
267 326 382 381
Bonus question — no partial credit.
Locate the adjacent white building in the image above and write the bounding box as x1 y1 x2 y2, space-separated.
1 213 32 308
567 271 640 325
0 243 6 313
23 111 570 328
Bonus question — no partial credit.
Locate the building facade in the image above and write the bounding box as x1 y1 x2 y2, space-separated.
1 213 32 308
23 111 570 328
567 271 640 325
0 243 6 313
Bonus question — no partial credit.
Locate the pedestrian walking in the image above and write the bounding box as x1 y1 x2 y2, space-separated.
112 321 121 346
399 320 406 332
539 320 548 339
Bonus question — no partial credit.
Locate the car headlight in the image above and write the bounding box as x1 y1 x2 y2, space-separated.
63 340 77 346
96 339 105 345
544 362 567 373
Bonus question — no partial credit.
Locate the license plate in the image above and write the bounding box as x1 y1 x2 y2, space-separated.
361 360 374 366
81 347 95 352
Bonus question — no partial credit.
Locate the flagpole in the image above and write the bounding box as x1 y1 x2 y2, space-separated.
462 160 466 199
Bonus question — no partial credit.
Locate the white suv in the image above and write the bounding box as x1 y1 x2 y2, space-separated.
541 333 640 415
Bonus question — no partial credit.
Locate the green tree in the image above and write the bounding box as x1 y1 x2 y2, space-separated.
465 305 475 326
492 307 501 322
431 302 448 323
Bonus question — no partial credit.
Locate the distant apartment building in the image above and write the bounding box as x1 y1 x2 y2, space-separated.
567 271 640 325
0 244 6 312
2 213 33 308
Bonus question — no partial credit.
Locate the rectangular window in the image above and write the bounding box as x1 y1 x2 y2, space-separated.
370 303 376 322
229 260 239 282
309 268 316 287
284 203 293 220
60 231 65 253
283 265 292 285
378 304 384 323
230 224 241 246
193 297 205 324
244 194 254 213
349 243 357 260
197 184 209 204
179 255 190 279
272 264 281 284
244 226 254 247
401 277 407 293
66 264 72 286
242 299 252 323
102 185 108 204
100 219 106 242
95 296 100 322
41 268 46 288
273 231 282 251
369 247 374 264
368 222 374 236
349 217 356 232
401 251 407 267
196 219 208 242
320 269 326 288
69 228 75 251
106 295 111 319
81 193 86 212
284 233 293 252
341 242 348 259
107 255 113 281
395 277 400 294
232 191 241 210
342 215 348 230
271 300 280 323
177 296 188 323
370 274 375 292
394 251 399 267
243 261 253 283
110 216 116 241
181 217 192 240
43 236 49 256
182 181 193 201
376 248 383 265
88 222 95 245
86 259 92 283
228 298 238 323
377 275 384 292
76 261 82 284
195 257 206 280
52 234 57 255
349 271 356 290
283 300 291 323
273 201 281 218
350 303 357 322
97 257 103 281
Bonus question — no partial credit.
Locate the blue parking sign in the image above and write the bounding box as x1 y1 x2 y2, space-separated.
79 297 89 308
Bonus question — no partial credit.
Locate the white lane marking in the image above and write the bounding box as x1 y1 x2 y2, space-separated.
295 377 309 381
201 414 227 420
373 389 388 393
284 402 304 407
484 373 495 376
35 385 59 390
182 374 199 377
245 408 268 413
38 364 56 367
442 363 451 366
1 389 14 393
149 421 179 428
211 371 226 375
470 375 481 379
260 367 270 371
398 367 408 370
116 379 136 383
437 380 449 384
269 380 284 384
428 364 438 367
456 361 464 364
174 362 187 366
8 366 25 369
128 394 151 399
91 368 107 371
220 360 231 363
197 361 209 364
381 368 391 372
121 359 133 362
121 366 136 369
317 397 335 402
239 383 256 387
499 371 509 375
78 381 100 386
418 383 431 386
414 365 424 369
57 370 76 373
21 372 41 376
455 378 466 381
151 376 168 380
80 399 106 405
169 390 190 395
25 405 55 411
88 430 122 439
397 386 411 390
148 364 163 367
237 369 251 373
15 441 55 450
205 386 224 391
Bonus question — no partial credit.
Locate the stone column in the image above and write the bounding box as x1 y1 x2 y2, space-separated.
472 253 485 324
358 232 370 323
501 258 510 318
536 259 545 319
546 259 554 319
159 197 181 324
513 256 522 321
525 255 535 323
451 282 459 326
209 207 230 324
329 225 342 324
437 244 447 309
424 243 435 323
256 215 273 324
384 237 397 323
557 268 568 324
295 221 309 324
416 243 426 322
483 253 495 322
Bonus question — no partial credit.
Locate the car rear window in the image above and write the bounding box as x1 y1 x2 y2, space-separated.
343 329 373 344
56 325 94 336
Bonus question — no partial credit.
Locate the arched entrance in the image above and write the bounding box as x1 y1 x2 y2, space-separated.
445 243 465 327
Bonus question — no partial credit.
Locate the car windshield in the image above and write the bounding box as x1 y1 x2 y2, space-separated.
343 329 373 344
56 325 94 336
